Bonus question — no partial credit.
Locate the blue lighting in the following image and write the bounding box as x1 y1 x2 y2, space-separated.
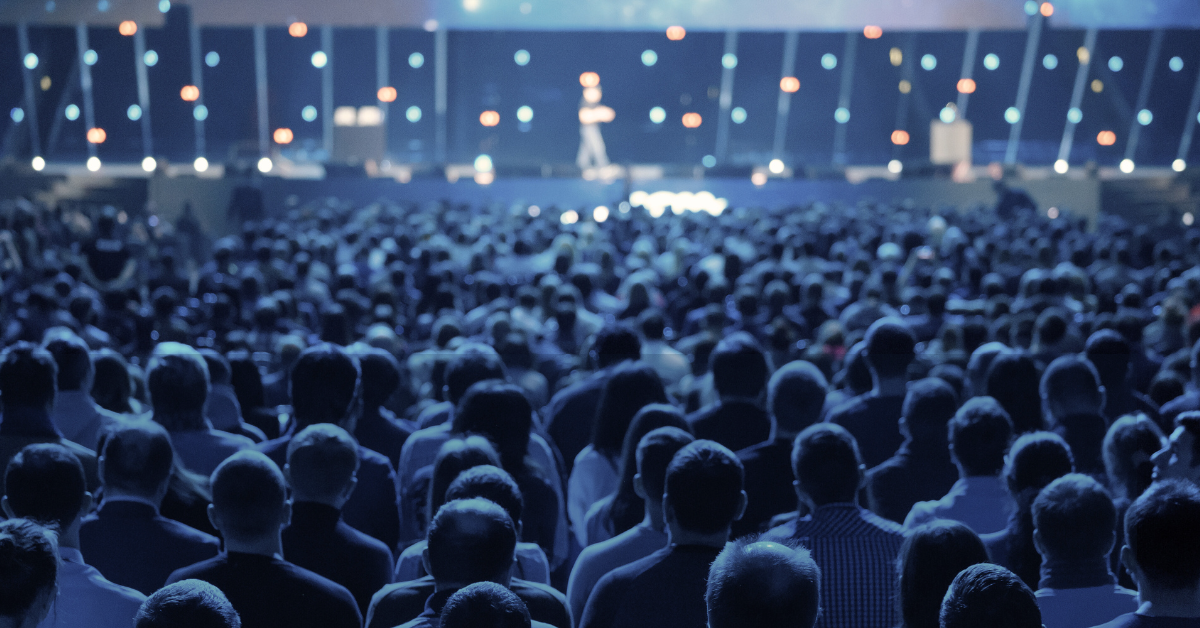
193 105 208 121
821 53 837 70
1169 57 1184 72
1067 107 1082 123
983 53 1000 70
302 105 318 122
1004 107 1020 124
921 54 936 70
83 49 97 65
65 104 79 120
834 107 850 124
517 106 534 123
10 108 24 123
205 51 219 67
409 52 425 68
642 50 657 66
1109 56 1123 72
1137 109 1153 125
514 49 530 66
143 50 158 67
406 106 422 122
1043 54 1058 69
731 107 747 124
702 155 717 168
128 104 142 121
722 53 738 69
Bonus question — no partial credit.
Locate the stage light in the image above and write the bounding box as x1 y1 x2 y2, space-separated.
641 50 657 66
194 156 208 172
666 26 686 41
65 104 79 121
751 172 767 186
205 51 219 67
409 52 424 68
127 105 142 121
87 156 101 171
1043 54 1058 69
580 72 600 87
514 49 530 66
1004 107 1020 124
1170 57 1184 72
194 105 208 120
1077 47 1090 64
1054 159 1068 174
1040 2 1054 17
87 127 106 143
983 53 1000 70
835 107 850 123
257 157 272 173
463 0 481 11
1186 213 1196 226
300 105 317 122
780 77 800 92
520 2 531 13
406 106 422 122
649 107 666 124
1119 159 1134 173
593 206 609 222
181 85 199 101
40 76 50 91
528 205 540 217
702 155 716 168
891 130 910 145
377 87 397 103
474 154 493 172
142 156 156 172
821 53 838 70
1066 107 1082 123
1108 56 1123 72
31 156 45 171
9 108 23 123
273 128 293 144
1023 1 1038 15
143 50 158 67
288 22 307 37
722 53 738 69
731 107 747 124
1048 206 1059 219
1174 159 1187 172
83 49 97 65
682 112 702 128
119 21 137 36
311 51 327 68
921 54 937 70
23 53 38 69
939 106 955 123
158 0 170 12
1137 109 1152 125
424 19 438 31
889 48 903 67
1091 79 1103 93
768 159 784 174
480 111 500 127
97 0 108 11
898 80 911 94
561 210 579 225
888 160 903 174
1096 130 1116 146
517 106 534 123
957 78 976 94
864 25 882 39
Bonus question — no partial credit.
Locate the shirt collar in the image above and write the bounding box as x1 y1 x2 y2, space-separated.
59 547 85 565
102 495 161 512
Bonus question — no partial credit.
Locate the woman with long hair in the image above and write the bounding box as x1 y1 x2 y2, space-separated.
897 520 990 628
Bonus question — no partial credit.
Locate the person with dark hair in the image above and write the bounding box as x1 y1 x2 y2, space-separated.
939 563 1043 628
638 309 691 386
43 331 124 450
580 440 746 628
764 423 905 628
166 450 362 628
90 349 141 416
0 343 100 504
402 436 503 550
569 362 668 546
437 581 545 628
281 424 394 616
986 352 1045 435
3 443 146 628
133 579 242 628
567 426 695 621
147 343 255 476
1030 474 1137 628
200 350 265 444
827 318 916 467
414 344 507 430
1158 340 1200 425
735 360 828 537
1041 356 1109 475
686 331 773 452
352 347 414 468
80 421 220 594
365 498 569 628
544 324 642 475
905 396 1015 535
1103 416 1166 588
257 343 400 552
896 520 990 628
0 518 60 628
227 352 281 441
705 538 822 628
868 378 961 524
1090 480 1200 628
981 432 1076 589
1086 330 1161 424
966 342 1011 400
1150 411 1200 486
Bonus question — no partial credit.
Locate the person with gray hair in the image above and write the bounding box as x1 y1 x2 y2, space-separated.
705 538 822 628
134 579 241 628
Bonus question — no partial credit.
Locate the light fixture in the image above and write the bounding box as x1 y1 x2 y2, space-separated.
119 21 137 36
311 51 327 68
560 210 579 225
87 128 107 144
888 159 903 174
205 51 219 67
579 72 600 87
863 25 882 39
194 156 209 172
409 52 424 68
834 107 851 123
31 156 45 171
641 50 657 66
377 87 397 102
891 130 910 145
480 111 500 127
649 107 666 124
666 26 686 41
141 156 157 172
406 106 422 122
288 22 307 37
180 85 199 101
257 157 272 173
516 106 534 123
1173 159 1186 172
193 105 208 121
87 156 101 171
768 159 785 174
302 105 317 122
821 53 837 70
514 50 530 66
731 107 747 124
474 154 494 172
780 77 800 92
593 206 609 222
983 53 1000 70
1119 159 1134 173
682 112 702 128
273 128 293 144
1054 159 1068 174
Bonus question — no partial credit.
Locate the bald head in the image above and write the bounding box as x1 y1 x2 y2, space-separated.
209 451 288 541
101 420 174 498
426 498 518 589
706 539 821 628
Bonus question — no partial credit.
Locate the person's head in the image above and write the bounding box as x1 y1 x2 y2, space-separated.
608 405 691 533
966 343 1009 399
91 350 134 414
664 440 746 536
207 451 289 544
445 465 524 532
636 426 695 507
0 518 59 628
948 397 1014 478
439 582 531 628
939 564 1041 628
1003 432 1075 498
1031 473 1116 565
791 423 863 507
3 444 90 535
0 342 57 412
897 521 990 628
133 580 241 628
710 332 771 400
1104 414 1164 502
1040 355 1105 421
428 436 502 526
1084 329 1133 394
289 343 361 429
424 498 518 589
1122 480 1200 594
592 325 642 369
355 347 401 409
706 538 821 628
1151 412 1200 486
863 318 916 381
768 361 828 438
444 346 507 407
100 420 174 502
902 378 960 446
147 342 210 431
452 381 533 473
42 333 92 393
199 350 232 387
592 362 669 454
284 424 359 508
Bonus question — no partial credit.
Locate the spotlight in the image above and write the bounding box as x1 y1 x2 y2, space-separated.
888 160 903 174
87 156 101 171
891 130 910 145
666 26 686 41
118 20 137 36
194 156 209 172
1040 2 1053 17
681 112 702 128
273 128 293 144
957 78 976 94
31 156 45 171
1173 159 1186 172
863 25 882 39
1096 130 1116 146
480 111 500 127
579 72 600 87
257 157 272 173
768 159 784 174
560 210 579 225
377 87 397 103
142 156 157 172
593 206 609 222
180 85 199 101
751 172 767 186
1054 159 1068 174
1047 207 1059 219
780 77 800 93
474 154 494 172
87 128 107 144
288 22 307 37
311 51 327 68
1119 159 1134 173
1005 107 1021 124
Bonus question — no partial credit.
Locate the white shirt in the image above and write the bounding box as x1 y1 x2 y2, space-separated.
1036 584 1139 628
568 445 619 547
49 391 124 451
38 547 145 628
903 476 1015 535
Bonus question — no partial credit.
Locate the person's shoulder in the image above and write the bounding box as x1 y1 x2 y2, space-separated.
155 514 221 546
279 558 358 599
212 429 255 449
166 553 225 584
1088 612 1148 628
512 577 568 604
858 507 905 537
58 437 98 463
825 395 868 421
357 445 394 470
81 564 147 604
337 520 392 556
902 498 941 529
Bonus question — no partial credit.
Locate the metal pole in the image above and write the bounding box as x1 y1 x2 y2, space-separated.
76 23 96 159
17 23 43 158
1004 13 1044 165
832 31 858 165
133 27 154 158
1056 29 1097 164
771 31 799 160
1124 29 1164 163
713 30 738 164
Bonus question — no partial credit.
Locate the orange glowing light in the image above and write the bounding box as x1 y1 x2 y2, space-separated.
1039 2 1054 16
118 21 137 36
1097 130 1116 146
579 72 600 87
780 77 800 93
377 86 397 102
666 26 686 41
864 25 883 39
180 85 199 101
891 130 910 145
682 112 702 128
273 128 293 144
87 128 106 144
288 22 308 37
480 111 500 126
956 78 977 94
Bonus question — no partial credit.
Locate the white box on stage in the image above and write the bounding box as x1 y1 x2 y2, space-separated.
930 119 973 165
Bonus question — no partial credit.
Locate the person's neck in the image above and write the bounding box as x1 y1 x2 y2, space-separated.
1136 585 1200 618
58 521 82 551
155 411 207 431
223 533 284 559
719 394 761 407
103 487 163 510
667 522 729 549
873 376 908 398
434 574 510 593
1039 556 1115 590
293 495 347 511
642 502 666 531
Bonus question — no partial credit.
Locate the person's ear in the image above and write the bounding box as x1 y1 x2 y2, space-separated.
633 474 647 500
1032 528 1046 558
1 496 13 519
734 489 748 522
1120 545 1142 588
282 464 293 490
280 499 292 529
79 492 94 519
421 546 433 578
341 476 359 502
207 503 220 532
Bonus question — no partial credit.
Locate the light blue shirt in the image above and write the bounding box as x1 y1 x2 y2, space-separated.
38 547 145 628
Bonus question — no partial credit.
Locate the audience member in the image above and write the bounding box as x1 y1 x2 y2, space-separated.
437 582 548 628
43 332 124 450
1085 330 1160 424
896 520 990 628
1103 415 1166 588
686 332 773 452
1042 356 1109 475
939 563 1042 628
133 579 241 628
705 538 821 628
827 318 916 467
401 435 502 556
986 352 1045 435
1150 412 1200 486
199 350 265 444
1158 341 1200 424
352 347 414 469
0 518 60 628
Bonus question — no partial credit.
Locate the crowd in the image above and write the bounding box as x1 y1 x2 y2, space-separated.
2 188 1200 628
